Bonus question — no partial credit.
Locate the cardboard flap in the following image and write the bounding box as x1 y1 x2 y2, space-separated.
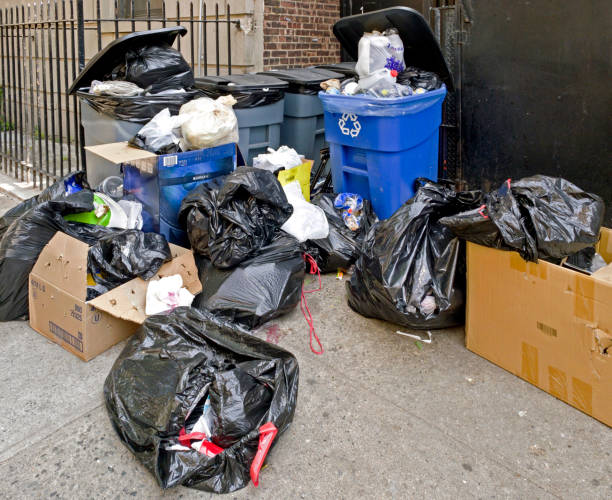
84 142 157 165
31 232 88 300
88 248 202 325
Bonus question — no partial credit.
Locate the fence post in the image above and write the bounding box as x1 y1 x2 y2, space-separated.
76 0 86 170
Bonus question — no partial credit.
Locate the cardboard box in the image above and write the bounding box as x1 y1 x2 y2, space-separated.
465 228 612 427
85 141 236 246
28 232 202 361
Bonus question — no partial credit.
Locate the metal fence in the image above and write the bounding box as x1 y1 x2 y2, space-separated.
0 0 236 188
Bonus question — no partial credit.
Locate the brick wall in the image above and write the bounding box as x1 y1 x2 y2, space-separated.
263 0 341 69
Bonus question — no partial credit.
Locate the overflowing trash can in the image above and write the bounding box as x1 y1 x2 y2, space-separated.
258 67 344 168
68 27 202 186
319 7 454 219
194 74 288 165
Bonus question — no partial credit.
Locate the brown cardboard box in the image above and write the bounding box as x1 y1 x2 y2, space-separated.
28 232 202 361
465 228 612 427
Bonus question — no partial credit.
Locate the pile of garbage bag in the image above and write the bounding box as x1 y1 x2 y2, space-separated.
347 179 481 329
440 175 605 262
104 307 299 493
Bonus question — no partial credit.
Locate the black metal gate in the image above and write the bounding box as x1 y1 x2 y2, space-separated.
0 0 236 188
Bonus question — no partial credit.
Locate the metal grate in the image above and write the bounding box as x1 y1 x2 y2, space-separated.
0 0 237 188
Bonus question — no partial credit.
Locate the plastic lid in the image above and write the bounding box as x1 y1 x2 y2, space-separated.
332 7 454 91
258 67 344 86
194 73 288 91
314 62 357 77
68 27 187 94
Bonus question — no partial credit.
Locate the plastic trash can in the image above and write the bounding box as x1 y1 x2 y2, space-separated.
69 27 200 187
257 67 344 168
319 7 454 219
123 143 236 246
194 74 288 165
320 88 446 219
314 62 357 78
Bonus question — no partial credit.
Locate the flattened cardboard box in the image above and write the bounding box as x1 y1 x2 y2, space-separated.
466 228 612 427
29 232 202 361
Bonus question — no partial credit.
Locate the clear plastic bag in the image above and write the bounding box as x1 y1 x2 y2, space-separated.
90 80 144 97
355 28 405 77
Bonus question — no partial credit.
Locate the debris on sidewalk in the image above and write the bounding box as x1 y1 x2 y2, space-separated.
104 307 299 493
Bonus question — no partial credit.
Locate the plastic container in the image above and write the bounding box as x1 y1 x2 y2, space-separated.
257 67 344 168
123 143 236 246
320 87 447 219
194 74 288 165
320 7 454 219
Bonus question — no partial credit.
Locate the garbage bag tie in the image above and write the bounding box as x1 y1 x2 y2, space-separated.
250 422 278 487
301 253 324 355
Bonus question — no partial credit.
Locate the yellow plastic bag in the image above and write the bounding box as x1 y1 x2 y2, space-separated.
277 160 313 201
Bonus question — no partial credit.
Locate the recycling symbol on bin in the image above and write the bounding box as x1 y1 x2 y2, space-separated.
338 113 361 138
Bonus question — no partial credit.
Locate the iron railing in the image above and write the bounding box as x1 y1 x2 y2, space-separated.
0 0 236 188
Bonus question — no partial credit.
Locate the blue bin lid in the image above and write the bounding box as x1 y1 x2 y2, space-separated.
332 7 454 92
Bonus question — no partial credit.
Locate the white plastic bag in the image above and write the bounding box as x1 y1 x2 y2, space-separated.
145 274 195 315
179 95 239 150
132 108 187 154
281 181 329 243
252 146 304 172
90 80 144 97
355 29 405 78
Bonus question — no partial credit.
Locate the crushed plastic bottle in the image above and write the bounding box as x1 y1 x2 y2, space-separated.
334 193 364 231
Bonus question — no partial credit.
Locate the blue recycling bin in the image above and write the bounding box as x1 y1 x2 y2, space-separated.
319 86 447 219
123 143 236 246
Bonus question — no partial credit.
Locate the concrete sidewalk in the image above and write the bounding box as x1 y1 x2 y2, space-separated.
0 194 610 499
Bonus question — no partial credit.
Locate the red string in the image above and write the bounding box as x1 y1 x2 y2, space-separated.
301 253 323 355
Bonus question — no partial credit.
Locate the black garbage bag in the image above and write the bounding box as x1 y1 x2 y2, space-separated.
179 168 293 269
397 66 442 91
304 193 377 273
76 88 204 123
104 307 299 493
87 230 172 299
346 180 481 329
193 233 304 329
440 176 605 262
110 43 194 93
0 171 88 239
0 190 120 321
563 247 607 275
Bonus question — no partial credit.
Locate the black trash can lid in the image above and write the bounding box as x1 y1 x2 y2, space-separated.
68 26 187 94
194 73 288 91
259 67 344 86
314 62 357 77
332 7 454 91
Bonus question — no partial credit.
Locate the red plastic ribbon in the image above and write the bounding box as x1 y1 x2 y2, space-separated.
301 253 323 355
250 422 278 487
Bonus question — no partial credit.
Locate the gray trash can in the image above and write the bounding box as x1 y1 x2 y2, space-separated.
257 67 344 168
68 27 200 186
194 74 288 165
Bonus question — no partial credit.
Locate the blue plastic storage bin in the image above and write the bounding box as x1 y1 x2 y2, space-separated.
123 143 236 246
320 86 446 219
